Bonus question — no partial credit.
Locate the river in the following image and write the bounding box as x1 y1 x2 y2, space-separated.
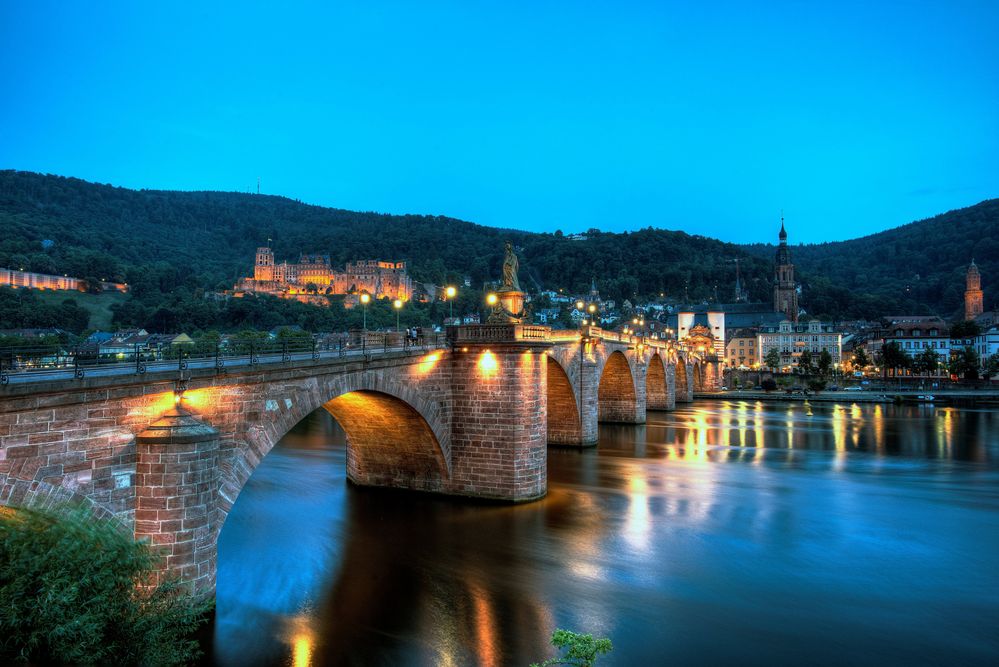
201 400 999 667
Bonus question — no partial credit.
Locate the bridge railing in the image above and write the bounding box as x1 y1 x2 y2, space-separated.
0 332 448 385
448 324 551 344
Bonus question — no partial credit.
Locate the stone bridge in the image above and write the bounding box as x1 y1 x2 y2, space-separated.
0 324 717 595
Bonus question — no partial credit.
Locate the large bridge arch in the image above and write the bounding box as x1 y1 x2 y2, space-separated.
546 355 582 445
675 356 692 403
646 353 671 410
597 350 640 423
218 370 451 526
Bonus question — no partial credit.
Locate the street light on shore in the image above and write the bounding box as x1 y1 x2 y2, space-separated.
360 293 370 331
445 286 456 322
393 298 403 332
487 293 498 306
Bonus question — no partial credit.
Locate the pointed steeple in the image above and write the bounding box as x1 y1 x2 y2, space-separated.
778 211 787 243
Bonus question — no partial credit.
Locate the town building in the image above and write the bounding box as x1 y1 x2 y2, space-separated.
773 217 799 322
237 247 412 301
725 328 758 368
965 260 984 321
757 319 842 370
974 327 999 364
881 316 950 373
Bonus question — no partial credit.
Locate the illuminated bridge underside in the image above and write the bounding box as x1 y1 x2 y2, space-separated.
0 325 715 596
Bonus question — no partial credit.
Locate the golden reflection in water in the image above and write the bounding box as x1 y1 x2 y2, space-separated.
873 404 885 453
736 401 749 449
831 405 847 472
785 406 795 450
937 408 954 458
286 614 315 667
470 581 500 667
851 404 863 447
625 474 651 553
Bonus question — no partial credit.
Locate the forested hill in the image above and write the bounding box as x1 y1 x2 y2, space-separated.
0 170 770 305
743 199 999 319
0 170 995 326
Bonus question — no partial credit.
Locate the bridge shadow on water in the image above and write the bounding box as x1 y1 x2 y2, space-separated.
205 400 999 667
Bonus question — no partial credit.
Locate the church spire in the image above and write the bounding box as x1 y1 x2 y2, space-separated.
778 210 787 243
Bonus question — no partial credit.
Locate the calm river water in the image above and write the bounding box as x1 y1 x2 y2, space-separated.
203 400 999 667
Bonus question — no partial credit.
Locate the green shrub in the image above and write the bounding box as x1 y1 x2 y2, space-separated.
531 628 613 667
0 506 211 666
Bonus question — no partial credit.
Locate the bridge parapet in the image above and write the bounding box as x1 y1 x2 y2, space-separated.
449 324 550 344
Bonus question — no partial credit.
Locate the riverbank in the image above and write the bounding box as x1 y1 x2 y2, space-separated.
698 390 999 406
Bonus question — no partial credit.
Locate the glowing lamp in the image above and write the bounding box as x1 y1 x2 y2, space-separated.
486 293 498 305
393 299 403 309
588 304 596 313
576 300 584 310
446 286 456 298
360 293 370 304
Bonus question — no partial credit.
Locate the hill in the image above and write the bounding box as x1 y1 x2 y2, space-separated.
0 170 995 332
743 200 999 319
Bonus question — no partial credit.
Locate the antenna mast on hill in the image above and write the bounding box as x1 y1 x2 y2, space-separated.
257 176 260 195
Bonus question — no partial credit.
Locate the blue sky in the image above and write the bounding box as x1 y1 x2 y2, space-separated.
2 1 997 243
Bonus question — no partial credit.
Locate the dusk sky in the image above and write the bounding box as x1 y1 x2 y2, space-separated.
2 1 997 244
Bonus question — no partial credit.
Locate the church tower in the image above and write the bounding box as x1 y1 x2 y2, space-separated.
965 259 983 321
773 216 798 322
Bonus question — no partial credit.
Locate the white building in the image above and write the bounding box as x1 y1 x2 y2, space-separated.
757 319 842 370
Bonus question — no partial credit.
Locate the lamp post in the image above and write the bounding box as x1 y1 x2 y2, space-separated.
445 286 456 322
393 298 403 332
360 292 370 331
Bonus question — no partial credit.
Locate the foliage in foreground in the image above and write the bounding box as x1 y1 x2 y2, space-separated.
0 506 211 666
531 628 613 667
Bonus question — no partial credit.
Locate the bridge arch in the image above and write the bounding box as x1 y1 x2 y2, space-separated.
646 352 670 410
546 355 582 445
675 357 691 402
0 478 120 524
220 371 451 525
597 350 638 423
693 362 704 392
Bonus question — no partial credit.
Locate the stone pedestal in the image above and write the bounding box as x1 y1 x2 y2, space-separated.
488 289 526 323
135 407 220 597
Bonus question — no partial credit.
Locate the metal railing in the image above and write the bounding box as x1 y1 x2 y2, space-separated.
0 332 448 386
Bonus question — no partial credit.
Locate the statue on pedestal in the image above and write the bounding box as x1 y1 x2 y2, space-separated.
488 242 526 323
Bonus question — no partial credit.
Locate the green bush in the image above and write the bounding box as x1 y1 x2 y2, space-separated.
532 628 613 667
0 506 211 666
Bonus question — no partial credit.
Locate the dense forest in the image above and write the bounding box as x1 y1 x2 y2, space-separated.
0 170 995 334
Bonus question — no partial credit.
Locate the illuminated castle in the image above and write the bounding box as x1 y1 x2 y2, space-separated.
237 247 411 301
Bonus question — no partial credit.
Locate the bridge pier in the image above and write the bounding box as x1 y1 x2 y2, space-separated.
135 408 220 597
449 327 551 501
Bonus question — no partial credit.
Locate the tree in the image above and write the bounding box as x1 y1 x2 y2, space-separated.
985 353 999 380
798 350 814 375
852 348 870 372
531 629 613 667
912 348 940 377
949 320 981 338
949 346 980 381
0 506 210 666
876 342 909 378
817 349 833 377
764 348 781 371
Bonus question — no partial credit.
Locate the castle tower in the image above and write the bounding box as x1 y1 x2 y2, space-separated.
254 246 274 282
965 259 983 321
773 216 798 322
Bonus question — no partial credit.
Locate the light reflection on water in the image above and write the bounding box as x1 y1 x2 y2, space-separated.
206 400 999 667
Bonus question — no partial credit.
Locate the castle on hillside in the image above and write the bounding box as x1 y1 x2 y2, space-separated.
235 247 412 301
